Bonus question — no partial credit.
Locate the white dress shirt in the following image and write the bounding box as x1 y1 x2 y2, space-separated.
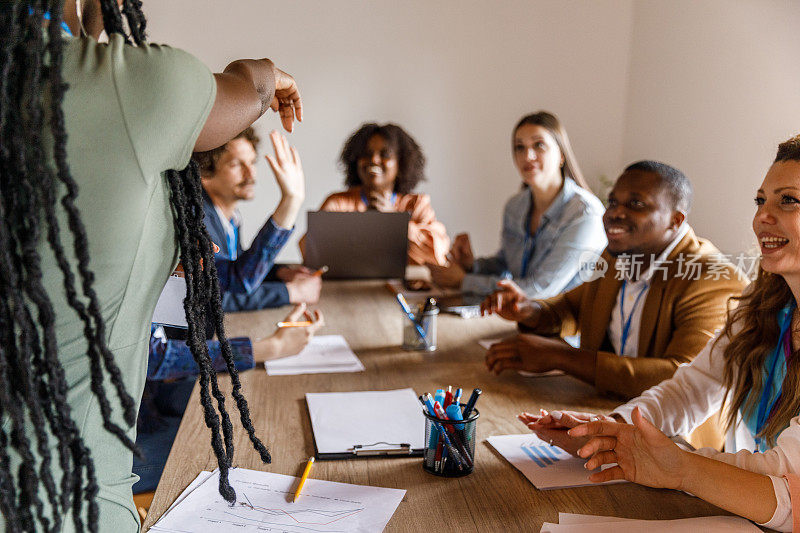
607 224 689 357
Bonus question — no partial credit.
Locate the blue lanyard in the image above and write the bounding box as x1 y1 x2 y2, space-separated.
521 234 533 277
521 217 545 277
361 192 396 208
226 220 239 261
29 8 73 36
619 280 649 355
754 302 795 451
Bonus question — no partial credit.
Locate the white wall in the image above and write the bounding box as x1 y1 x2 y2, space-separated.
622 0 800 255
143 1 800 261
143 0 634 262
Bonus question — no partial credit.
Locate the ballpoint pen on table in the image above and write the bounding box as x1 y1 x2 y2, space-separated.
445 402 465 431
395 293 428 343
463 388 482 418
434 389 445 406
421 395 465 470
420 395 439 469
415 297 436 326
433 403 472 467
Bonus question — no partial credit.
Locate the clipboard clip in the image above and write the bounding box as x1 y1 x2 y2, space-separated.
351 442 412 456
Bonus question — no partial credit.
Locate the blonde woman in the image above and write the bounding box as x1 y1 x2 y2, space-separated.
429 111 606 297
524 134 800 531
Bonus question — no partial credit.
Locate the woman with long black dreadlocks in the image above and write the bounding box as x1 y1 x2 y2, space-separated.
1 0 303 531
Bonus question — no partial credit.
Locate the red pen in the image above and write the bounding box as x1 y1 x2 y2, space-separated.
433 401 473 468
444 386 453 408
433 401 449 472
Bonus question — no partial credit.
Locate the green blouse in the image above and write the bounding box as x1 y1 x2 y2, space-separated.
16 33 216 532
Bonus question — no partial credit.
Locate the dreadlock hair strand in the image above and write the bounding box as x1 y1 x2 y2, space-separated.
0 3 112 530
163 167 236 501
184 132 272 464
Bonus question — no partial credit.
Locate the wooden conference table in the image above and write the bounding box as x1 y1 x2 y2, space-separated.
144 280 733 531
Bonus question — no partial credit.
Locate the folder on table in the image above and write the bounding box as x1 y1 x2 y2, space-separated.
305 388 425 460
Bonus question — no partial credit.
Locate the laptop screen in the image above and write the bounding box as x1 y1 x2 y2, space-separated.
304 211 410 279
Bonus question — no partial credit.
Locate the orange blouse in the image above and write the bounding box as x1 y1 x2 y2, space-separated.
308 187 450 266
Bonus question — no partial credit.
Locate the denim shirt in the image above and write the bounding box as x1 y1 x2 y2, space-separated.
463 177 607 298
147 324 255 381
212 215 293 295
146 199 292 381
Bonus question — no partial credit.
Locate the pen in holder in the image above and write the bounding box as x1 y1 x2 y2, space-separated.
422 404 478 477
401 307 438 351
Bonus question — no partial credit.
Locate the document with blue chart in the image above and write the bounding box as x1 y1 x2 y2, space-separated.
150 468 405 533
487 434 626 490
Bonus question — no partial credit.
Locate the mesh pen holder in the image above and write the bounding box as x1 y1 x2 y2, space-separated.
422 405 478 477
402 308 438 351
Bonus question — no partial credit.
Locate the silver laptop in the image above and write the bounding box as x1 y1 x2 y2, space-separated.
304 211 410 279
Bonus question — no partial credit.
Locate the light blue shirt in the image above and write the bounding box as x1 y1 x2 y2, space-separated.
463 177 607 297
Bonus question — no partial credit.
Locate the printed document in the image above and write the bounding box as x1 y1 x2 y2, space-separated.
150 468 405 533
540 512 760 532
266 335 364 376
487 433 625 490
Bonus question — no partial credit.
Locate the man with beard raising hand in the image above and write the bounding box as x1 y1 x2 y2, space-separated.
198 128 321 309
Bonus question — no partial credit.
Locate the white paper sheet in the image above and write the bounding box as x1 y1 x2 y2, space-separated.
306 389 425 456
151 275 188 328
478 338 564 377
478 338 503 350
159 470 214 520
557 513 633 524
150 468 406 533
540 515 760 532
266 335 364 376
487 433 625 490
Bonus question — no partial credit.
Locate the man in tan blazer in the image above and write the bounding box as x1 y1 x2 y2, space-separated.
483 161 747 401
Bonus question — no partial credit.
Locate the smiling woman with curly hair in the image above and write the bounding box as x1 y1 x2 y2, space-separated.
311 122 450 265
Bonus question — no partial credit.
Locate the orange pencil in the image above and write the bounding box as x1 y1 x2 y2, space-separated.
293 457 315 502
276 321 313 328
